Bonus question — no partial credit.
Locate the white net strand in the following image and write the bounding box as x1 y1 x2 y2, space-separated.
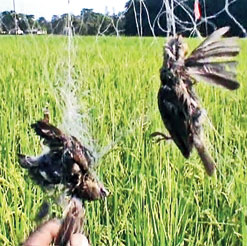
132 0 141 36
97 14 111 37
152 0 165 34
58 0 95 155
127 0 247 37
139 0 143 36
202 0 208 36
174 0 201 37
142 0 156 37
224 0 247 37
12 0 18 33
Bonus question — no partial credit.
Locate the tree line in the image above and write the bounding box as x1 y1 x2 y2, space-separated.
0 0 246 37
0 9 124 35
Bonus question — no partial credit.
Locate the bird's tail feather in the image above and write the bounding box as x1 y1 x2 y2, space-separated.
54 198 84 246
193 136 216 176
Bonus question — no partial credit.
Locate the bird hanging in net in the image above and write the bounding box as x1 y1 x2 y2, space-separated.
151 26 240 176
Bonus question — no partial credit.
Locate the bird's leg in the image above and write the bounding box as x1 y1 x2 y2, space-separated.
150 131 172 143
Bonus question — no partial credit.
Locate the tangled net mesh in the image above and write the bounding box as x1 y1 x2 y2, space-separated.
1 0 246 37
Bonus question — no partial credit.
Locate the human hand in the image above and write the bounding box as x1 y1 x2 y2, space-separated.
23 219 89 246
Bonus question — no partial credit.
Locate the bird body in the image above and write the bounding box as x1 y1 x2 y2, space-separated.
18 152 63 186
18 113 108 201
158 69 195 158
155 27 240 175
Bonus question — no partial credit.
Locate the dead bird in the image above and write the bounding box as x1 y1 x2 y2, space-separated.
18 111 108 202
152 27 240 176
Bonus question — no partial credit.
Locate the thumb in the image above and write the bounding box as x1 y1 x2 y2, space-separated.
70 233 89 246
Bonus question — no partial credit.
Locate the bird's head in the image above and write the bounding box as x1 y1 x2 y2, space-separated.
77 172 109 201
164 35 188 69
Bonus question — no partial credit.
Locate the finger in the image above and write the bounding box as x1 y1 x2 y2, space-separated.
70 233 89 246
23 219 61 246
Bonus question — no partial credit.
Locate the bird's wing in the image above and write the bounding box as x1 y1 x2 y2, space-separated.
158 86 193 158
31 120 67 149
185 26 240 90
68 136 94 171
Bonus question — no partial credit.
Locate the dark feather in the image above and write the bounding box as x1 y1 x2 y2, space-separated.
193 38 239 54
36 201 50 220
189 39 239 60
69 172 109 201
186 48 239 63
31 120 66 149
184 26 240 90
193 136 215 176
189 72 239 90
31 120 93 171
190 26 230 52
18 152 63 186
186 61 238 70
186 27 239 64
187 63 239 90
158 81 193 158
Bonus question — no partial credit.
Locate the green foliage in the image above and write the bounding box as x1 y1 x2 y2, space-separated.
0 9 124 35
0 36 247 245
1 11 15 32
0 11 40 34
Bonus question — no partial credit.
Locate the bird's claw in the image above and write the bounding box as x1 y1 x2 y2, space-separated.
150 132 172 143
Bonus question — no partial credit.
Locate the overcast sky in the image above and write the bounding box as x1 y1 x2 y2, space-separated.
1 0 127 20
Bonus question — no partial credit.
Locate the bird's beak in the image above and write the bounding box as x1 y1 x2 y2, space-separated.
100 187 110 198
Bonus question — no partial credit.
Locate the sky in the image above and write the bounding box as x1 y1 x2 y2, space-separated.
1 0 127 20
